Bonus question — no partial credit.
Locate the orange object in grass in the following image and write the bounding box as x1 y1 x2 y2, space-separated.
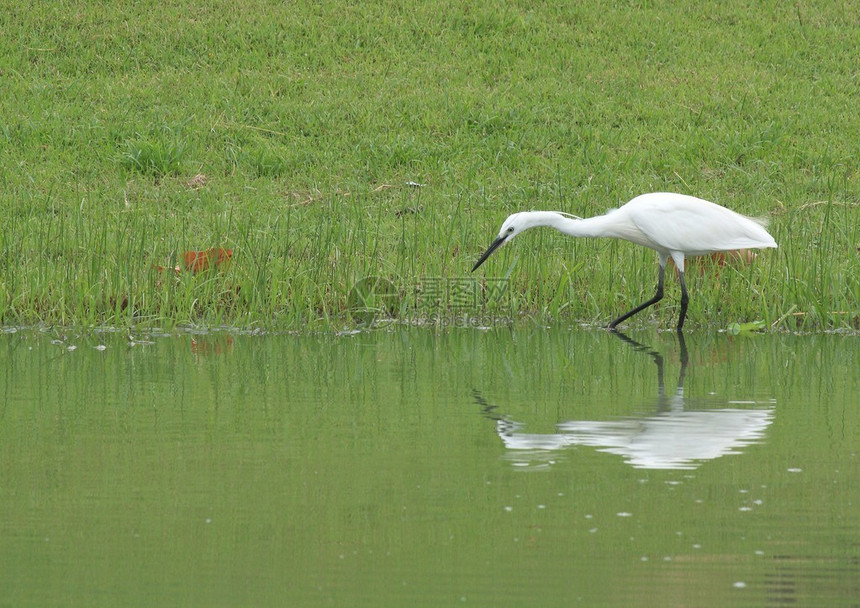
183 248 233 273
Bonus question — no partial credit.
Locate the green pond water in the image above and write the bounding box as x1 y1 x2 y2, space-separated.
0 327 857 607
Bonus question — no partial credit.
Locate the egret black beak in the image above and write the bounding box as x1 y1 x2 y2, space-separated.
471 235 507 272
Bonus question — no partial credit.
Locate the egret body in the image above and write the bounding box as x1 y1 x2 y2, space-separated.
471 192 777 330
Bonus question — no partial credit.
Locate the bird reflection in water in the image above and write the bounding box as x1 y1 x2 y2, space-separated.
475 332 774 471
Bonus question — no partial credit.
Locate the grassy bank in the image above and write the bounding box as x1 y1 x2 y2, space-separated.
1 1 858 331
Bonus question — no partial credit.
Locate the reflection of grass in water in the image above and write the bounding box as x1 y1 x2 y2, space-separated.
1 2 858 330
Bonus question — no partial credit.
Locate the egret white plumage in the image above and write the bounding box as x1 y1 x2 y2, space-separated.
471 192 777 330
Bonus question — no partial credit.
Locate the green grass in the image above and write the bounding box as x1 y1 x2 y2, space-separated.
1 1 858 331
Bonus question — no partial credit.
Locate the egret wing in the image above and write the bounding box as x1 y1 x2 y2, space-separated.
626 195 776 256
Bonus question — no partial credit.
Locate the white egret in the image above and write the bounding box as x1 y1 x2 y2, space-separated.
471 192 777 330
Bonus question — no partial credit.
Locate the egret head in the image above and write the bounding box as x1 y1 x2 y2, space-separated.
471 212 541 272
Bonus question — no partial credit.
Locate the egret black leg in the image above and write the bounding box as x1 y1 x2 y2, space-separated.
676 328 688 367
676 270 689 330
608 265 666 330
676 329 688 388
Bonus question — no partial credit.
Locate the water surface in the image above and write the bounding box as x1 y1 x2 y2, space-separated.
1 327 857 606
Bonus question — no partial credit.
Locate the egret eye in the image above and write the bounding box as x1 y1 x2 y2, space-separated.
506 226 514 234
